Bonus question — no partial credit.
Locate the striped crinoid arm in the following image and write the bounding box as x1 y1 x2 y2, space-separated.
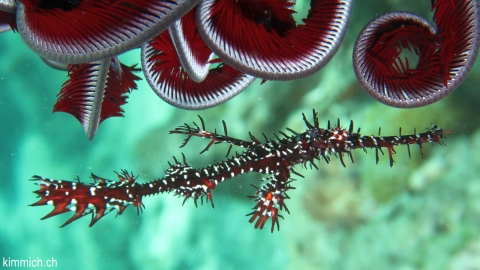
30 170 144 227
53 57 142 140
247 174 294 233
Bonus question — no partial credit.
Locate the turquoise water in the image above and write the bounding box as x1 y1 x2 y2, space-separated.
1 1 480 269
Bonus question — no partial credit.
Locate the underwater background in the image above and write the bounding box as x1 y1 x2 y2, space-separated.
1 0 480 269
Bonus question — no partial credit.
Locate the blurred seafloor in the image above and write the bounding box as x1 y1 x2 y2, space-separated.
1 1 480 269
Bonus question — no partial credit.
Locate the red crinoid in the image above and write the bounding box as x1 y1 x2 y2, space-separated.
0 0 16 32
9 0 202 139
141 7 255 110
141 0 353 108
54 58 141 139
353 0 479 107
195 0 353 80
16 0 201 64
2 0 355 138
0 0 478 138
